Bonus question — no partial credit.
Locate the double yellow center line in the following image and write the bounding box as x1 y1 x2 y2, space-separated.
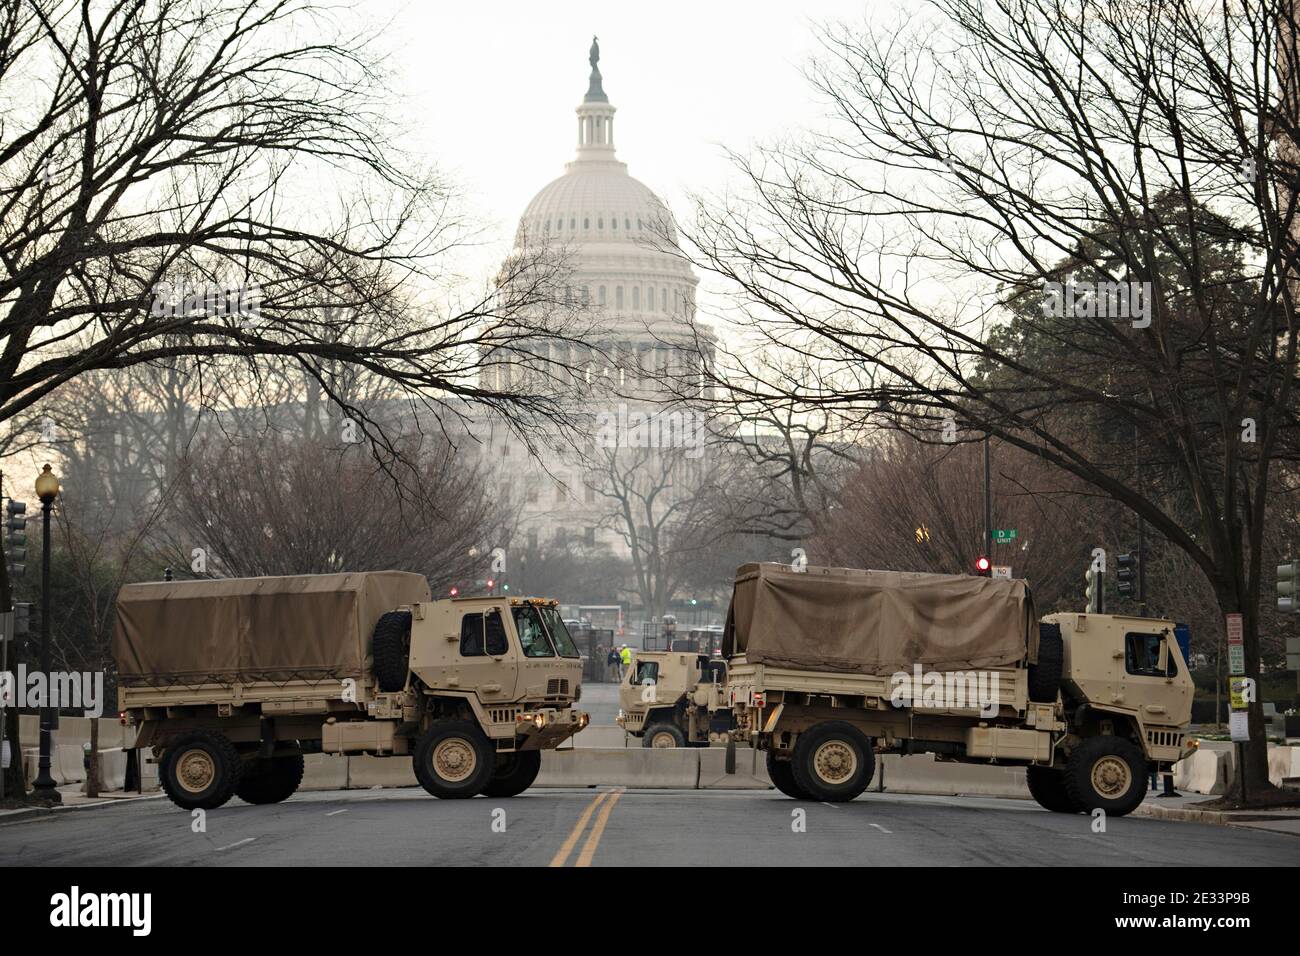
549 787 624 867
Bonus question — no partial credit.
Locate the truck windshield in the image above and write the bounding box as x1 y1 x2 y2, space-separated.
538 606 581 658
512 606 556 657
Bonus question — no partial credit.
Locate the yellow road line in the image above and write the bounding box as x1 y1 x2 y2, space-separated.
575 787 624 867
549 791 609 867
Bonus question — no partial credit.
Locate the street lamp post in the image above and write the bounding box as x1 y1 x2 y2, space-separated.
30 464 60 804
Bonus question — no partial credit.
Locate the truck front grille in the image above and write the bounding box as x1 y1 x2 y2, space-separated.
546 678 570 698
1146 729 1183 750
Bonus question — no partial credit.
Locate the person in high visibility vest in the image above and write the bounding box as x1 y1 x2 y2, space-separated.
618 644 632 677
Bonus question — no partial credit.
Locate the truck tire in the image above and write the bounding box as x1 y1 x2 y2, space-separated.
235 754 305 805
642 723 687 748
413 719 495 798
790 721 875 802
1063 735 1147 817
481 750 543 798
160 730 243 811
372 610 412 693
1028 622 1063 703
766 751 813 800
1025 765 1081 813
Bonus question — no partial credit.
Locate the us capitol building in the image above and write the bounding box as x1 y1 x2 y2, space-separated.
468 38 713 559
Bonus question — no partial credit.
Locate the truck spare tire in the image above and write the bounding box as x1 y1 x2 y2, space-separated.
1028 622 1063 703
372 610 413 692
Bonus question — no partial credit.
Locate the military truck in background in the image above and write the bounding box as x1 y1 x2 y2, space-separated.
725 563 1194 816
616 650 731 747
114 572 589 811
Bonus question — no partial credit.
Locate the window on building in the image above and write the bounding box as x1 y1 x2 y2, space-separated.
633 286 640 309
616 286 624 309
584 526 596 546
598 286 606 305
662 287 668 312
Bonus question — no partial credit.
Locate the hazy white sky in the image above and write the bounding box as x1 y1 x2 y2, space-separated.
371 0 899 274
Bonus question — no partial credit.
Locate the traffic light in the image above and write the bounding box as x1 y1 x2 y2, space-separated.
4 499 26 579
1116 552 1138 598
1278 560 1298 615
449 585 460 597
486 578 495 591
12 602 30 635
1085 567 1102 613
975 555 991 576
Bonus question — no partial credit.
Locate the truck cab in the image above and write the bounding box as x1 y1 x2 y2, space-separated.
616 650 731 747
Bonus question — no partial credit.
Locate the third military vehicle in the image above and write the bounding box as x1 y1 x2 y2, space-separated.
725 562 1194 816
616 649 731 747
114 572 589 810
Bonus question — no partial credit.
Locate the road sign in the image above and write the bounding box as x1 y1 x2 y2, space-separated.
992 529 1017 543
1225 613 1244 676
991 565 1012 580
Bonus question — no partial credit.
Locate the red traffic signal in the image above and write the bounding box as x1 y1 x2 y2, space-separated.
486 579 495 590
975 555 991 575
449 585 460 597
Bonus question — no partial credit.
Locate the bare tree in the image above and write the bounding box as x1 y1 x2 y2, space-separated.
690 0 1300 803
168 433 505 594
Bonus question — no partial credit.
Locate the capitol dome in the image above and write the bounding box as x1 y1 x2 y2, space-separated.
512 37 697 336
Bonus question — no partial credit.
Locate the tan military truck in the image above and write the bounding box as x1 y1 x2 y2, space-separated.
725 563 1194 816
114 572 589 810
615 650 731 747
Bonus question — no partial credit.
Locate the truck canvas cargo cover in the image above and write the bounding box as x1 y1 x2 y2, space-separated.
113 571 431 686
723 563 1037 675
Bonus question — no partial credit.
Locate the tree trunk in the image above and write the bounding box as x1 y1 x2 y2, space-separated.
86 718 100 799
1 708 23 801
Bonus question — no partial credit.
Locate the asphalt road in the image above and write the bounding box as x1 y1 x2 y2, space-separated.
2 787 1296 866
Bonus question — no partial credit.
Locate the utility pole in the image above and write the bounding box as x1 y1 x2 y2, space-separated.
983 434 992 562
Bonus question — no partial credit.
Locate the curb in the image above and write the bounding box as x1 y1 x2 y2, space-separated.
1131 801 1300 830
0 792 165 827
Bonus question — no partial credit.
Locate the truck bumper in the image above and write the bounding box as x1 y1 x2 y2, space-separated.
515 707 589 751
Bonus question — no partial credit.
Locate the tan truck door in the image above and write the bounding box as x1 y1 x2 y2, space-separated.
455 606 518 702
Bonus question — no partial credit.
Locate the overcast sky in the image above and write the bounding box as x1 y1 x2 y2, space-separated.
373 0 899 276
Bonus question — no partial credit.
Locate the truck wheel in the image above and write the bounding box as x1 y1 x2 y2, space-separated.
372 610 412 692
413 720 495 798
642 723 686 748
235 754 306 805
1025 765 1080 813
790 721 874 802
766 751 812 800
1063 736 1147 817
481 750 543 798
1028 622 1064 703
160 731 243 811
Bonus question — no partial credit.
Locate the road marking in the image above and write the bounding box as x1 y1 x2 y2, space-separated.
549 791 610 867
215 837 255 851
869 823 893 834
821 802 839 809
575 788 624 867
325 809 348 816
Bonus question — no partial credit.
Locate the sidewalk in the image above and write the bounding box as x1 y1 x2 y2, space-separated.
1133 789 1300 836
0 783 163 824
